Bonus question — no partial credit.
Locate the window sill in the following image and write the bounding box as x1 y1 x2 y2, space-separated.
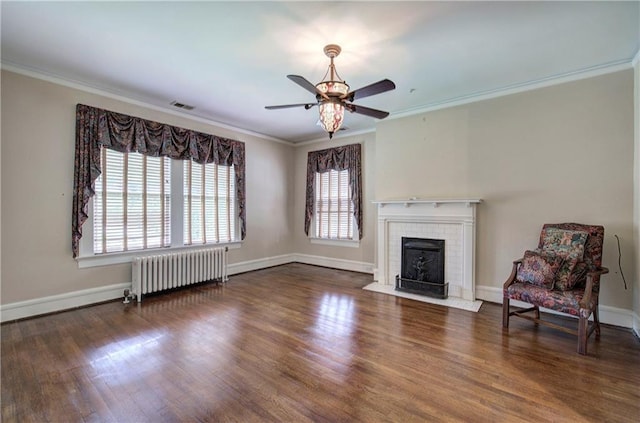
309 238 360 248
76 242 242 269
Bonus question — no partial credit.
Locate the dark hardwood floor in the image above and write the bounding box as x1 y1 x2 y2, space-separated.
2 263 639 422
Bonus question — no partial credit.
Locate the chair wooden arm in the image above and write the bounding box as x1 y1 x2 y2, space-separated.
579 267 609 310
503 258 523 290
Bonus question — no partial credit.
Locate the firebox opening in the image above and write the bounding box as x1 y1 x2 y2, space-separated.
396 237 448 299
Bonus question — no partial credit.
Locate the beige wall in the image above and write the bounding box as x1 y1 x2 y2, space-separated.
376 70 635 310
1 67 637 318
634 59 640 330
291 133 377 267
0 70 294 304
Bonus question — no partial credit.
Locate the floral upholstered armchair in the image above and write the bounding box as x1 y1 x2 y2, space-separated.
502 223 608 355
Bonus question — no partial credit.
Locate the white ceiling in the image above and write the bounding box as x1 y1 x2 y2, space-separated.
2 1 639 144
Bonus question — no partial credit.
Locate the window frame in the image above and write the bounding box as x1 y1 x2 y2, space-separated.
183 160 237 246
93 148 172 254
77 151 242 269
309 168 360 248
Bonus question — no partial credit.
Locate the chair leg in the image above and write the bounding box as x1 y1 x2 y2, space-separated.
534 305 540 320
502 297 510 329
593 306 601 337
578 314 588 355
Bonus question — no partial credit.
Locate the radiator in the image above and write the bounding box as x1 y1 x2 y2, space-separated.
131 247 228 302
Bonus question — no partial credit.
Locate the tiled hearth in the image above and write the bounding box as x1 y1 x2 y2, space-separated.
371 199 482 308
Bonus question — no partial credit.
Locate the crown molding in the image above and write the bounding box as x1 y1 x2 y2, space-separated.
293 127 375 147
0 61 294 146
3 56 635 145
390 59 633 121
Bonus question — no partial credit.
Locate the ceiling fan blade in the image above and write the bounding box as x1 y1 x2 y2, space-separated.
343 79 396 102
287 75 319 94
265 103 317 110
287 75 329 100
346 103 390 119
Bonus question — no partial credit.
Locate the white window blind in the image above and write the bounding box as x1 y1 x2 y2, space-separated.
315 169 353 239
183 161 236 244
93 149 171 253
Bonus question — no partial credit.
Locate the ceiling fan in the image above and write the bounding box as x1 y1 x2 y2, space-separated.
265 44 396 139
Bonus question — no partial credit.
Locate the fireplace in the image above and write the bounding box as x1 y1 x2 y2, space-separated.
374 199 481 301
396 237 447 299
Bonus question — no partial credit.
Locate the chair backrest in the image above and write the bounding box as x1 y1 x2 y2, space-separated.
538 223 604 285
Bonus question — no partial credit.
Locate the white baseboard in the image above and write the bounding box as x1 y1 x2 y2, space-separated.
227 254 294 275
1 283 130 323
633 312 640 338
475 285 504 304
291 253 374 274
475 285 634 329
0 254 374 322
227 253 373 275
599 305 635 329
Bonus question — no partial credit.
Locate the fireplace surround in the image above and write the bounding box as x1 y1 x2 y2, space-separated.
373 199 481 301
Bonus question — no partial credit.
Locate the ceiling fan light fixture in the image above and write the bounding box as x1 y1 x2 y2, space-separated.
316 80 350 97
315 45 349 138
318 101 345 139
316 45 349 98
265 43 395 140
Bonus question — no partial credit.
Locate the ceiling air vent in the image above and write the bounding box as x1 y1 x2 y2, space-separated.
170 101 194 111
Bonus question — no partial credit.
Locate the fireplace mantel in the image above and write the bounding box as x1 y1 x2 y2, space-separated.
374 198 482 301
373 198 482 208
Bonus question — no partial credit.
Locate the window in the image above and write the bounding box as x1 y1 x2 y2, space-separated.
72 104 246 261
304 143 362 245
314 169 354 239
94 149 171 253
183 161 236 244
92 149 237 256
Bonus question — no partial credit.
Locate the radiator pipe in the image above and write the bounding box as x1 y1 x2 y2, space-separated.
123 289 136 304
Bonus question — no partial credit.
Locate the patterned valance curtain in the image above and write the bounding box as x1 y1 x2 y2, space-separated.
72 104 246 257
305 143 363 239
